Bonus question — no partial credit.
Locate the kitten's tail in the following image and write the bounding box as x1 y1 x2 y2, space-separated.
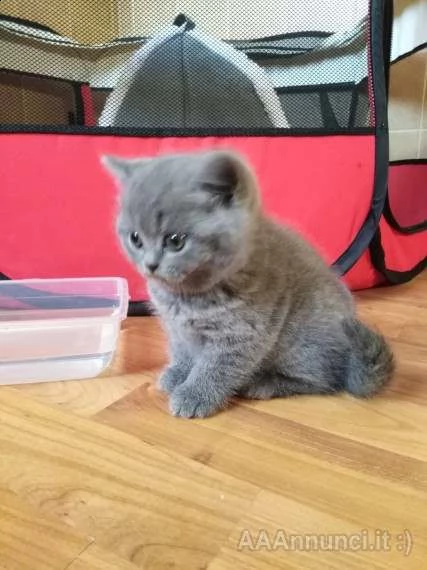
343 319 394 397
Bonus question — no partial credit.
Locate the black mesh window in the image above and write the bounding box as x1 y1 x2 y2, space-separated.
0 2 372 133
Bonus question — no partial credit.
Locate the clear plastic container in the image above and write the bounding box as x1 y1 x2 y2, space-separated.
0 278 129 385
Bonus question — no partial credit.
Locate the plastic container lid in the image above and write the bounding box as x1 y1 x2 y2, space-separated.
0 278 129 384
0 277 129 321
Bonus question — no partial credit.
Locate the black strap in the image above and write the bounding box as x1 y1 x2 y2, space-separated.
369 229 427 285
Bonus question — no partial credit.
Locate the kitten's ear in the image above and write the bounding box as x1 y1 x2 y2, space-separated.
200 150 261 211
101 155 148 185
199 151 242 204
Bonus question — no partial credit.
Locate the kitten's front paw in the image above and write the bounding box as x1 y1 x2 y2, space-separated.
169 383 226 418
157 365 188 394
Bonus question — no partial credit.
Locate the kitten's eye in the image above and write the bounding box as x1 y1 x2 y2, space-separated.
164 233 187 252
129 231 143 249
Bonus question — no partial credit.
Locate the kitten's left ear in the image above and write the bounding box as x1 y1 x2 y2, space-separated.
101 155 148 184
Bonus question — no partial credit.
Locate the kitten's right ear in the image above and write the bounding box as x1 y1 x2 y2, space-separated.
101 155 148 184
198 150 260 210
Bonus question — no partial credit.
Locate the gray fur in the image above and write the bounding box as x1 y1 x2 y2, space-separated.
103 150 394 418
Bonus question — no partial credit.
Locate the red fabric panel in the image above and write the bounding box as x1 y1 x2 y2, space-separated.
389 162 427 228
379 216 426 273
80 85 96 127
0 133 375 300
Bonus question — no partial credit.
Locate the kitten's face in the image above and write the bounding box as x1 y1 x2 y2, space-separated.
102 150 259 292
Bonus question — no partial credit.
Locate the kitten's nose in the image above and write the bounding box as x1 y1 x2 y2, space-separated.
146 262 159 274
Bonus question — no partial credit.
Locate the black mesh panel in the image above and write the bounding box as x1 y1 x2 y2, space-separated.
0 2 372 132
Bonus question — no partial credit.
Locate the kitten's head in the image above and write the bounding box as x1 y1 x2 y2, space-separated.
102 150 261 292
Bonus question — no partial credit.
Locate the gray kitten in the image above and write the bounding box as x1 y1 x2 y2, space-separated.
102 150 394 418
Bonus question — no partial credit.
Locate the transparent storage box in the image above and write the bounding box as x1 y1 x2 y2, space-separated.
0 278 129 385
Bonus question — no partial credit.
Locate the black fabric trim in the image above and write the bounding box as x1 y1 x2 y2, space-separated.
369 229 427 285
0 125 375 137
91 86 113 93
348 87 359 128
392 42 427 66
246 49 313 58
72 84 86 126
319 92 339 129
276 82 356 94
383 0 393 96
390 158 427 166
232 30 333 58
234 31 332 42
384 160 427 234
0 13 61 36
332 0 391 275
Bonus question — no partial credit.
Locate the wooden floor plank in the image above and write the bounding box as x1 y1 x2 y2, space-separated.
209 490 425 570
0 272 426 569
0 488 91 570
67 543 140 570
0 390 257 569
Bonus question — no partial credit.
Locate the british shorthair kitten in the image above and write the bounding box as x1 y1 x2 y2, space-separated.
102 150 394 418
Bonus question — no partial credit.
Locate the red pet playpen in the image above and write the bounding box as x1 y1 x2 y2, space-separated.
0 0 425 314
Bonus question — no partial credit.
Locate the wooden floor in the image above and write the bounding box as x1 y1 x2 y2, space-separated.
1 272 426 570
